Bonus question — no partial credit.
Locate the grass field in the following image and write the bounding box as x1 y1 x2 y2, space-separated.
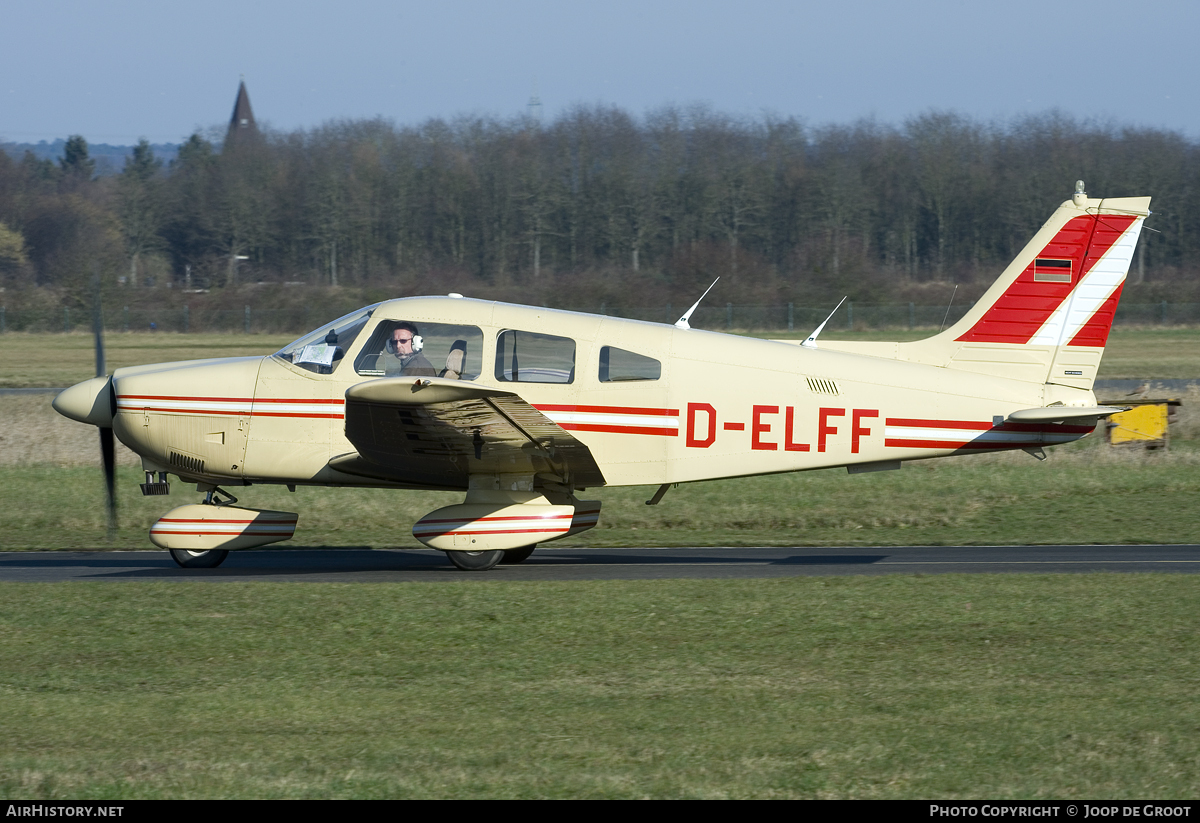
0 332 295 388
2 326 1199 388
3 327 1199 799
3 439 1199 551
2 576 1199 799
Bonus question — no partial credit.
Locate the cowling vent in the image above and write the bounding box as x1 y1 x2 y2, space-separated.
169 451 205 475
806 377 840 396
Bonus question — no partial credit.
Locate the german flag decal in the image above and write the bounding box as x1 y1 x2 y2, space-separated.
957 214 1140 345
1033 258 1072 283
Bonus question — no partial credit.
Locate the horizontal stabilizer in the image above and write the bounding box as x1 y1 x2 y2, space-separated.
1006 406 1127 424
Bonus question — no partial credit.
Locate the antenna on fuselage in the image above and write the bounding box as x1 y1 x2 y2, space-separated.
801 296 848 349
674 278 720 330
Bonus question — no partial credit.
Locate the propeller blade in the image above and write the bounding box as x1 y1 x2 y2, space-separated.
100 426 117 538
93 264 116 538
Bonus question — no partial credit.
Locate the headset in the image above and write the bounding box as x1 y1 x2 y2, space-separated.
386 333 423 354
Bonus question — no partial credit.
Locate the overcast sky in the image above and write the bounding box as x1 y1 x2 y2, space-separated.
2 0 1196 145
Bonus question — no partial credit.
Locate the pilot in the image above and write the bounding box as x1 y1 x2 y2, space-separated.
385 322 436 377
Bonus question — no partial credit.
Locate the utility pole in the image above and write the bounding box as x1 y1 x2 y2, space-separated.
527 78 543 126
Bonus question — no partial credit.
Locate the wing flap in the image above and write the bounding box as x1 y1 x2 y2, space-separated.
341 377 606 489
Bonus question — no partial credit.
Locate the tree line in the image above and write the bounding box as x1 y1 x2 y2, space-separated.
1 107 1198 319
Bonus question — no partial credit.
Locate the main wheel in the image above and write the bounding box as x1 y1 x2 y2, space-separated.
500 545 537 564
169 549 229 569
445 550 505 571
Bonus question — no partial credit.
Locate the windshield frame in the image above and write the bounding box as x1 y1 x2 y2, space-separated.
273 304 381 375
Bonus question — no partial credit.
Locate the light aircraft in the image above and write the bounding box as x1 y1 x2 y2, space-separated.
53 182 1149 571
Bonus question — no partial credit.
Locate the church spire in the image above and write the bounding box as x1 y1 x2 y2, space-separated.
227 77 257 141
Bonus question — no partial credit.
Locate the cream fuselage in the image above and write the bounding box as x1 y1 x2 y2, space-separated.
109 295 1096 491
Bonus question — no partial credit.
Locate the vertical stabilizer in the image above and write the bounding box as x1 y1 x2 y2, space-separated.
898 190 1150 389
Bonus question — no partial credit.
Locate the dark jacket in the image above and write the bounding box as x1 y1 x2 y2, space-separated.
386 351 436 377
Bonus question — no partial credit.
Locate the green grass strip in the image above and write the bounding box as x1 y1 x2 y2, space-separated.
3 327 1198 388
4 439 1199 550
1 576 1198 798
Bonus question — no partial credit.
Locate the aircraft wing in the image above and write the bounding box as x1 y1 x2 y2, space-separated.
334 377 606 490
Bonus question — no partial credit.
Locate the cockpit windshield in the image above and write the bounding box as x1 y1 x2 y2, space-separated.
274 304 379 375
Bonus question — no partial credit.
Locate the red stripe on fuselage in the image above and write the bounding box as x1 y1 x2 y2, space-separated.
118 406 343 419
117 395 344 419
248 412 344 418
885 418 993 430
883 438 1061 450
120 395 343 404
557 423 677 436
534 404 679 416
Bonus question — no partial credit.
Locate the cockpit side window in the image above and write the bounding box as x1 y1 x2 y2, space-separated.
495 330 575 384
355 322 484 380
599 346 661 382
274 306 377 375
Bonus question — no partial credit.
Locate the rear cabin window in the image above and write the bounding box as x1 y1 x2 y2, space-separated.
355 322 484 380
495 330 575 384
599 346 661 382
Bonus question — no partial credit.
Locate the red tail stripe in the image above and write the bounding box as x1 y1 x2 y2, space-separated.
1068 281 1125 348
957 214 1136 344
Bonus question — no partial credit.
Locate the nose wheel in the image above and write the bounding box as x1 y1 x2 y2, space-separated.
169 549 229 569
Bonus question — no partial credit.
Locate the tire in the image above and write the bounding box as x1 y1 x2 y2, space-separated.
500 545 537 565
169 549 229 569
445 550 505 571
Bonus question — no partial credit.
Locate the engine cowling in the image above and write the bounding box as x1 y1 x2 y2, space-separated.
149 504 298 551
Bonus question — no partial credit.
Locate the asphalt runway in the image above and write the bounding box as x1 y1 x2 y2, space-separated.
3 545 1200 582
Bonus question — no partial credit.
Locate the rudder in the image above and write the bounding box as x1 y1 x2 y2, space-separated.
902 184 1150 389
